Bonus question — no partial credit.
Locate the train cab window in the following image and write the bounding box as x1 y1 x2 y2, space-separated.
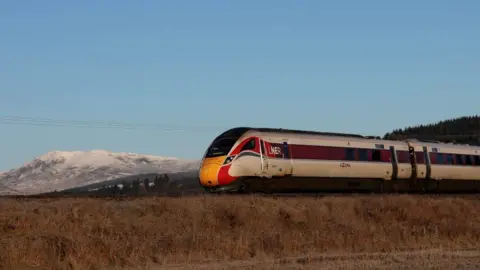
372 150 381 161
345 148 355 161
358 149 368 161
205 138 238 158
241 139 256 151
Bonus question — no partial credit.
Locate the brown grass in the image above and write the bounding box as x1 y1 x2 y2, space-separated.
0 194 479 269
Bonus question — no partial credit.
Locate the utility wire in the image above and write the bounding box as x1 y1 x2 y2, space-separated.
0 115 229 132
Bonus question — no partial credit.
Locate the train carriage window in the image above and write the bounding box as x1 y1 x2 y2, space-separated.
446 154 454 164
415 152 425 164
436 153 445 164
475 155 480 166
466 155 473 165
371 150 381 161
381 150 391 162
345 148 355 161
241 138 256 151
396 151 410 163
327 146 344 160
463 155 467 164
358 149 368 161
455 154 464 165
317 145 332 160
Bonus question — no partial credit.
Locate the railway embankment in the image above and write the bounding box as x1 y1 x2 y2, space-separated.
0 194 479 269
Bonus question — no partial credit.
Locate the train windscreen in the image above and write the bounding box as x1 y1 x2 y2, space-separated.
205 137 238 158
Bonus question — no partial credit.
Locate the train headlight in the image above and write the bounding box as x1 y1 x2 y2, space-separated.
223 155 235 165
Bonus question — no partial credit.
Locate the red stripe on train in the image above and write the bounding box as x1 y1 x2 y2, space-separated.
218 164 237 185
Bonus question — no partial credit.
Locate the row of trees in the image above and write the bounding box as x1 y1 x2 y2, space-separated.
37 173 203 198
105 174 176 196
383 115 480 145
75 174 196 197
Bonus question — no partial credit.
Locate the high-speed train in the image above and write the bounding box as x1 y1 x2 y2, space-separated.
198 127 480 193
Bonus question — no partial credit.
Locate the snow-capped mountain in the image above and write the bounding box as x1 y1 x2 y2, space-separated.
0 150 201 195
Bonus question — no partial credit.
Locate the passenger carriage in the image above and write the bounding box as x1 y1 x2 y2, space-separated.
199 127 480 193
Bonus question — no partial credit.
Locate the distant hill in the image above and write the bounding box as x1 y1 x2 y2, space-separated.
383 115 480 145
0 150 200 195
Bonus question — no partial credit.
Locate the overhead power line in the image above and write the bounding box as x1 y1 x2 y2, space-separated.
0 115 228 132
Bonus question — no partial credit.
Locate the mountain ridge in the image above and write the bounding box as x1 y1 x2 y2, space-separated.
0 149 201 195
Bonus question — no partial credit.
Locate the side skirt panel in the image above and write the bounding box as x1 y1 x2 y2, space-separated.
205 176 480 194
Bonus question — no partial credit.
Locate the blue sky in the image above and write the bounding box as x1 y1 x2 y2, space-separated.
0 0 479 171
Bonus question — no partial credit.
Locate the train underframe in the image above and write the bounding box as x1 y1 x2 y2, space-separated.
204 175 480 194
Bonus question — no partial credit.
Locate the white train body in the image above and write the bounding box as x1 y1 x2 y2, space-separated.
199 127 480 192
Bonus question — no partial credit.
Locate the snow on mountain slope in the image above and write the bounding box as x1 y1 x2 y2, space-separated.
0 181 18 196
0 150 201 195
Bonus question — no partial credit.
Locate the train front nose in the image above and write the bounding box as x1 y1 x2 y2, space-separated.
199 156 225 187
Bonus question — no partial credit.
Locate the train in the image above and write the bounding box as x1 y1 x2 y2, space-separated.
198 127 480 193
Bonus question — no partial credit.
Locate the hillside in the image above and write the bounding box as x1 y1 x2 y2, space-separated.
384 115 480 145
0 150 200 195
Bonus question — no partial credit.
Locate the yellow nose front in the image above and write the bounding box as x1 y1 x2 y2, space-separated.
199 156 226 187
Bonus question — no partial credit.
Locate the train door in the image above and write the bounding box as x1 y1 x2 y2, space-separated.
281 140 294 176
422 146 432 180
415 145 428 180
389 146 398 180
259 139 293 177
407 142 428 187
407 142 418 188
259 139 269 174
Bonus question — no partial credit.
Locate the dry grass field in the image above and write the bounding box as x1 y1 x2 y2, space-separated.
0 194 480 269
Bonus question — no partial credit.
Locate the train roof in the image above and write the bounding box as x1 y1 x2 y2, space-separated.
404 138 480 149
252 127 367 138
217 127 370 139
217 127 480 149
